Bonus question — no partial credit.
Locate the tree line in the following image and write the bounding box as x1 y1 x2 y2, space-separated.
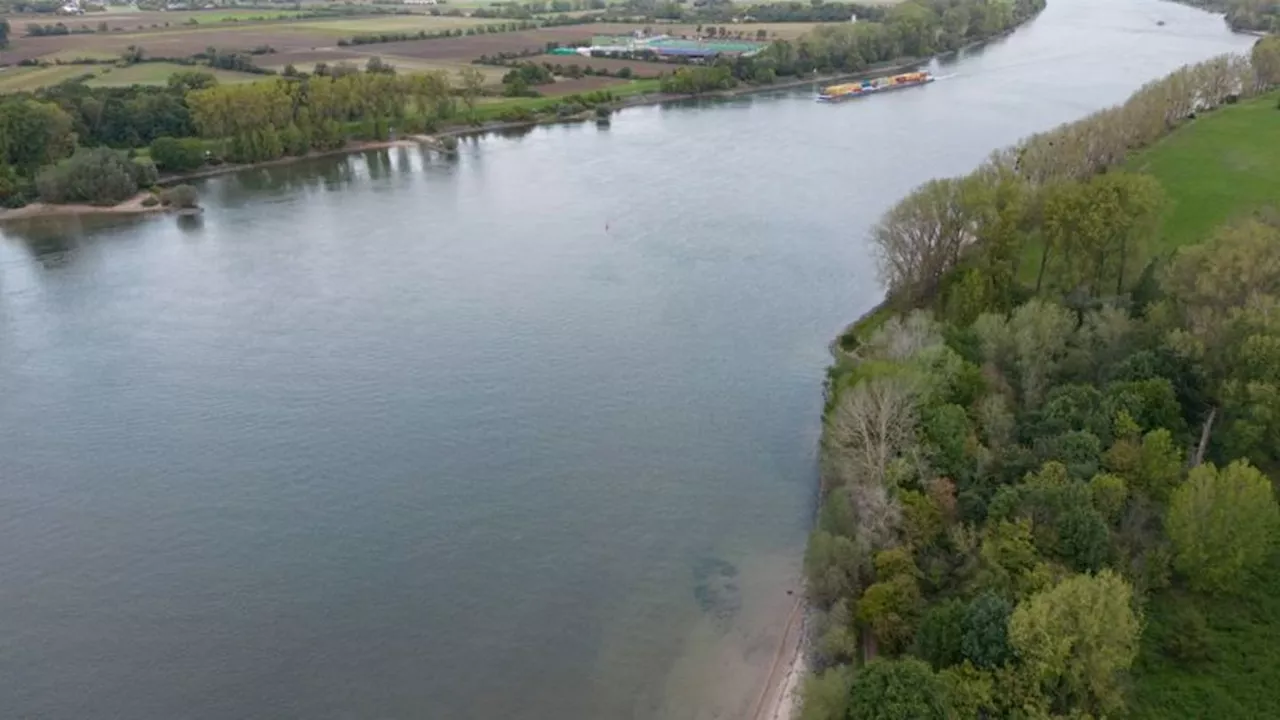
666 0 1045 94
800 37 1280 720
1179 0 1280 33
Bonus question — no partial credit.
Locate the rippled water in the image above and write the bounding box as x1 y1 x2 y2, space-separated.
0 1 1253 718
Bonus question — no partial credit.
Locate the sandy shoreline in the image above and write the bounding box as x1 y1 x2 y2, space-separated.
0 192 167 222
752 597 808 720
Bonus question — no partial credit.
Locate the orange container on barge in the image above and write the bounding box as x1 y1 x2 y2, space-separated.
817 71 934 101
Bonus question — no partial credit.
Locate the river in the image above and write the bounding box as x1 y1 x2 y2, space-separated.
0 1 1253 718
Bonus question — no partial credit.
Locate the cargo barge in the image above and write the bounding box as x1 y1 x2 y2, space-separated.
817 71 934 101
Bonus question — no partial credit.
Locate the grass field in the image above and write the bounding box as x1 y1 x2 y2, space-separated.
1017 92 1280 285
43 48 122 62
1127 91 1280 252
1129 550 1280 718
175 10 304 23
85 62 265 87
289 16 497 35
0 65 95 93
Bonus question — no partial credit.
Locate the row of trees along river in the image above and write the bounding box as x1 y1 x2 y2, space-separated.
801 36 1280 720
0 0 1046 208
1176 0 1280 32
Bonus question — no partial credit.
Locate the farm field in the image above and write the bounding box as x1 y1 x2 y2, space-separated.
287 15 499 35
262 53 509 83
0 8 849 93
168 10 305 23
85 62 265 87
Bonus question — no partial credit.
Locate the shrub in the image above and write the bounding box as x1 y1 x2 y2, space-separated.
141 195 159 207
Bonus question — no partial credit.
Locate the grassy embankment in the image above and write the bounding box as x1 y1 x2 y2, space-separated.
1119 91 1280 719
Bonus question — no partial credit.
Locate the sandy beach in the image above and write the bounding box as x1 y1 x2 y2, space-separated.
0 192 167 222
753 598 807 720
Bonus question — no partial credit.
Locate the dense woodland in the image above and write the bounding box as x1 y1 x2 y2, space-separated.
800 37 1280 720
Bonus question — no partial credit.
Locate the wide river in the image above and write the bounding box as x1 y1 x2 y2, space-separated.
0 1 1253 718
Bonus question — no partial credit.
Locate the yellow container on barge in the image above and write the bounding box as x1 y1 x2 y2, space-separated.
817 71 935 101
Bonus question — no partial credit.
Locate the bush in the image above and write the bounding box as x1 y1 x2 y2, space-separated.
617 66 633 79
141 195 159 207
497 107 535 123
159 184 199 209
36 147 144 206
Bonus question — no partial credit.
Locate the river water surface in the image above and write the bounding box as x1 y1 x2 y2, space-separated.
0 1 1253 718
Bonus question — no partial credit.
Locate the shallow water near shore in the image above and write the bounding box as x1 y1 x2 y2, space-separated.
0 2 1253 718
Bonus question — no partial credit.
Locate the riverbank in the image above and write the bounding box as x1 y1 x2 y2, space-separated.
0 61 933 223
0 139 424 224
0 22 1038 224
0 192 166 222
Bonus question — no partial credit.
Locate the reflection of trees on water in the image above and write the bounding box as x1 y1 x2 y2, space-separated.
491 125 538 141
188 145 470 207
176 214 204 236
2 214 126 269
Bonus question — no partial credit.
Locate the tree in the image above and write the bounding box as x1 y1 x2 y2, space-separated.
0 99 77 173
939 661 996 719
1133 428 1183 503
0 19 10 49
799 665 853 720
1163 219 1280 464
805 529 865 609
160 184 199 209
1036 173 1164 296
973 300 1076 410
871 178 974 301
976 519 1049 599
858 550 923 654
150 136 206 172
848 658 948 720
961 591 1013 669
1088 473 1128 524
826 375 916 491
457 67 486 116
365 56 396 75
914 598 966 670
168 70 217 94
1167 459 1279 594
815 599 860 667
1008 570 1141 716
1252 36 1280 89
